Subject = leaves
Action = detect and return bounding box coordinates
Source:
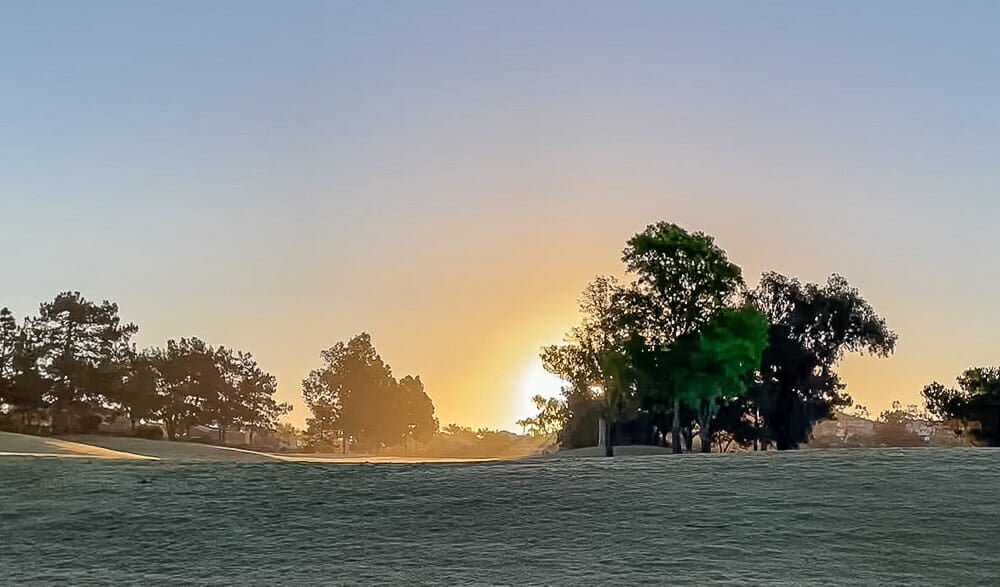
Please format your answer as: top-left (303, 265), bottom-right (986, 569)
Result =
top-left (302, 333), bottom-right (438, 451)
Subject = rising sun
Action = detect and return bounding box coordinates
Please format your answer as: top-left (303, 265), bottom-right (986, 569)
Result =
top-left (514, 358), bottom-right (567, 426)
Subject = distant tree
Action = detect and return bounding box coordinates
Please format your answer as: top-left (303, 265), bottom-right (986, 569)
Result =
top-left (113, 349), bottom-right (162, 431)
top-left (396, 375), bottom-right (437, 447)
top-left (921, 381), bottom-right (967, 421)
top-left (0, 307), bottom-right (17, 405)
top-left (845, 403), bottom-right (871, 420)
top-left (31, 292), bottom-right (137, 433)
top-left (921, 368), bottom-right (1000, 445)
top-left (0, 309), bottom-right (50, 431)
top-left (238, 358), bottom-right (291, 446)
top-left (205, 347), bottom-right (244, 442)
top-left (3, 319), bottom-right (50, 431)
top-left (516, 394), bottom-right (567, 436)
top-left (154, 338), bottom-right (219, 440)
top-left (303, 333), bottom-right (435, 453)
top-left (873, 401), bottom-right (927, 446)
top-left (623, 222), bottom-right (744, 453)
top-left (748, 273), bottom-right (896, 449)
top-left (274, 422), bottom-right (301, 447)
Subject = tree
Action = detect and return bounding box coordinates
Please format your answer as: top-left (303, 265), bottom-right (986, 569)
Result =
top-left (749, 273), bottom-right (897, 449)
top-left (921, 381), bottom-right (967, 421)
top-left (275, 422), bottom-right (301, 447)
top-left (874, 401), bottom-right (927, 446)
top-left (921, 368), bottom-right (1000, 445)
top-left (303, 333), bottom-right (435, 453)
top-left (665, 306), bottom-right (769, 452)
top-left (0, 309), bottom-right (50, 431)
top-left (541, 276), bottom-right (635, 456)
top-left (237, 357), bottom-right (291, 446)
top-left (113, 349), bottom-right (162, 431)
top-left (395, 375), bottom-right (438, 452)
top-left (516, 394), bottom-right (567, 436)
top-left (31, 292), bottom-right (137, 433)
top-left (0, 307), bottom-right (17, 405)
top-left (205, 347), bottom-right (244, 442)
top-left (623, 222), bottom-right (744, 453)
top-left (154, 338), bottom-right (219, 440)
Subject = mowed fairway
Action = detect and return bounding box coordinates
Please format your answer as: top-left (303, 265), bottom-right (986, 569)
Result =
top-left (3, 448), bottom-right (999, 585)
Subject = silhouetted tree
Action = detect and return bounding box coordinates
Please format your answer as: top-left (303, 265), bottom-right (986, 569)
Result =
top-left (921, 368), bottom-right (1000, 445)
top-left (748, 273), bottom-right (896, 449)
top-left (154, 338), bottom-right (219, 440)
top-left (0, 308), bottom-right (17, 405)
top-left (0, 309), bottom-right (50, 431)
top-left (517, 394), bottom-right (567, 436)
top-left (396, 375), bottom-right (437, 447)
top-left (303, 333), bottom-right (436, 453)
top-left (112, 349), bottom-right (162, 431)
top-left (31, 292), bottom-right (137, 433)
top-left (541, 276), bottom-right (635, 456)
top-left (237, 357), bottom-right (291, 446)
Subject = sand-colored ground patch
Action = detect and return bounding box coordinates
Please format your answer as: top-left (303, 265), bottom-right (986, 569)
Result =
top-left (0, 431), bottom-right (155, 460)
top-left (59, 435), bottom-right (281, 462)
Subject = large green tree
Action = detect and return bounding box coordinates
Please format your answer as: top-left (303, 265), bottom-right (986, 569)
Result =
top-left (623, 222), bottom-right (744, 453)
top-left (665, 306), bottom-right (769, 452)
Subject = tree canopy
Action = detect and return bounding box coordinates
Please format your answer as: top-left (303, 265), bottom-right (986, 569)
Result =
top-left (0, 293), bottom-right (290, 442)
top-left (921, 367), bottom-right (1000, 445)
top-left (748, 273), bottom-right (897, 449)
top-left (531, 223), bottom-right (897, 454)
top-left (302, 333), bottom-right (438, 452)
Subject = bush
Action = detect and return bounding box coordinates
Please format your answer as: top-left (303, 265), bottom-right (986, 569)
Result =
top-left (134, 424), bottom-right (164, 440)
top-left (77, 414), bottom-right (104, 434)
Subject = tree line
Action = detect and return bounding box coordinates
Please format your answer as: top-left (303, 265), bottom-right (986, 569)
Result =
top-left (0, 292), bottom-right (290, 442)
top-left (521, 221), bottom-right (899, 455)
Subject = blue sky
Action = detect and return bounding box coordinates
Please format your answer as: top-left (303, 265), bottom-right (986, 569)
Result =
top-left (3, 1), bottom-right (999, 427)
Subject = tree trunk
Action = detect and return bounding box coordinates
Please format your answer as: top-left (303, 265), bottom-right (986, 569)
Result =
top-left (671, 398), bottom-right (682, 454)
top-left (700, 425), bottom-right (712, 453)
top-left (604, 417), bottom-right (615, 457)
top-left (249, 429), bottom-right (255, 446)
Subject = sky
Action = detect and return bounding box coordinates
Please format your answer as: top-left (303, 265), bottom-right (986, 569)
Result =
top-left (2, 1), bottom-right (1000, 430)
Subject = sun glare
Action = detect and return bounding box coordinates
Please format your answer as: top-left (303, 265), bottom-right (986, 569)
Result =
top-left (516, 359), bottom-right (567, 423)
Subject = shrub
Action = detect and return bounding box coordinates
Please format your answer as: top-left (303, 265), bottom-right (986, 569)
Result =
top-left (134, 424), bottom-right (164, 440)
top-left (77, 414), bottom-right (104, 434)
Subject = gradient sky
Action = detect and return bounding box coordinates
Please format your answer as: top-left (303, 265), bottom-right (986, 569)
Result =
top-left (3, 1), bottom-right (1000, 430)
